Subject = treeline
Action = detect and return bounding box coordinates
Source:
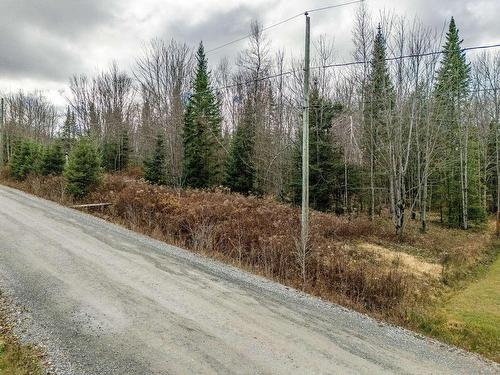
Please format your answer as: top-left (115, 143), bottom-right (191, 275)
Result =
top-left (7, 137), bottom-right (101, 198)
top-left (0, 7), bottom-right (498, 235)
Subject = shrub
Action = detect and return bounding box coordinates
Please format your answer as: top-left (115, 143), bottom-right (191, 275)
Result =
top-left (40, 143), bottom-right (65, 176)
top-left (89, 176), bottom-right (409, 314)
top-left (9, 139), bottom-right (42, 180)
top-left (468, 205), bottom-right (487, 226)
top-left (64, 138), bottom-right (101, 197)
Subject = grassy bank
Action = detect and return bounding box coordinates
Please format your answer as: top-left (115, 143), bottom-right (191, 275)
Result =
top-left (0, 337), bottom-right (42, 375)
top-left (1, 173), bottom-right (498, 362)
top-left (414, 243), bottom-right (499, 361)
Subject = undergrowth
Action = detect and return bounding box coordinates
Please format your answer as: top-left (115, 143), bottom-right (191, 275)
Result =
top-left (1, 172), bottom-right (497, 361)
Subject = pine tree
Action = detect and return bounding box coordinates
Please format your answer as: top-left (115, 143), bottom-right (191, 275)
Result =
top-left (144, 133), bottom-right (167, 185)
top-left (40, 142), bottom-right (65, 176)
top-left (182, 42), bottom-right (222, 188)
top-left (434, 17), bottom-right (484, 227)
top-left (224, 100), bottom-right (256, 194)
top-left (64, 138), bottom-right (101, 197)
top-left (289, 87), bottom-right (344, 211)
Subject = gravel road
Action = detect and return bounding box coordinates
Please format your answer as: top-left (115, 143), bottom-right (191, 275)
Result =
top-left (0, 184), bottom-right (498, 375)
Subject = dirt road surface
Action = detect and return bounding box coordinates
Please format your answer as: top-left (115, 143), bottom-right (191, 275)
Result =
top-left (0, 185), bottom-right (497, 374)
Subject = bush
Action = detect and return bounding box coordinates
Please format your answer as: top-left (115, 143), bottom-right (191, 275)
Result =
top-left (9, 139), bottom-right (41, 180)
top-left (40, 143), bottom-right (65, 176)
top-left (468, 205), bottom-right (487, 225)
top-left (64, 138), bottom-right (101, 197)
top-left (89, 176), bottom-right (409, 314)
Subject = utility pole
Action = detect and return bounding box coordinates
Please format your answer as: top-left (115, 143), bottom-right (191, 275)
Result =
top-left (496, 111), bottom-right (499, 238)
top-left (0, 97), bottom-right (4, 168)
top-left (300, 12), bottom-right (310, 286)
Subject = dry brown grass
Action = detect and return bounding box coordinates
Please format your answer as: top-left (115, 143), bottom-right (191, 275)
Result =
top-left (0, 293), bottom-right (43, 375)
top-left (0, 173), bottom-right (494, 326)
top-left (2, 171), bottom-right (499, 362)
top-left (356, 243), bottom-right (443, 279)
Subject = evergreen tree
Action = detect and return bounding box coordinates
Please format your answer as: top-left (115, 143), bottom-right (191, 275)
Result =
top-left (144, 133), bottom-right (167, 185)
top-left (182, 42), bottom-right (222, 188)
top-left (434, 18), bottom-right (469, 113)
top-left (101, 129), bottom-right (130, 172)
top-left (289, 87), bottom-right (344, 211)
top-left (40, 142), bottom-right (65, 176)
top-left (64, 138), bottom-right (101, 197)
top-left (486, 120), bottom-right (499, 213)
top-left (118, 128), bottom-right (130, 171)
top-left (9, 139), bottom-right (42, 180)
top-left (101, 140), bottom-right (119, 172)
top-left (363, 25), bottom-right (395, 218)
top-left (224, 100), bottom-right (256, 194)
top-left (61, 106), bottom-right (76, 156)
top-left (434, 17), bottom-right (484, 227)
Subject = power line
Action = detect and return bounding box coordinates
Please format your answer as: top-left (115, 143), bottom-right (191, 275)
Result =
top-left (206, 14), bottom-right (302, 54)
top-left (306, 0), bottom-right (365, 14)
top-left (215, 42), bottom-right (500, 91)
top-left (206, 0), bottom-right (364, 54)
top-left (320, 43), bottom-right (500, 69)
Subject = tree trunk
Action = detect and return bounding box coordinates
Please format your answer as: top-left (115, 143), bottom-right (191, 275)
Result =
top-left (420, 173), bottom-right (428, 233)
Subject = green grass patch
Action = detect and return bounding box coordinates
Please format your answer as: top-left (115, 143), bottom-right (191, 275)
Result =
top-left (414, 241), bottom-right (500, 362)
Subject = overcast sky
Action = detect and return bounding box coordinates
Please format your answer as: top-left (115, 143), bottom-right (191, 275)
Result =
top-left (0, 0), bottom-right (499, 107)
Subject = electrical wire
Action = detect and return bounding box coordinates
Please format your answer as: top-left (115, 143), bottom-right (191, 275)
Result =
top-left (206, 0), bottom-right (364, 54)
top-left (215, 43), bottom-right (500, 91)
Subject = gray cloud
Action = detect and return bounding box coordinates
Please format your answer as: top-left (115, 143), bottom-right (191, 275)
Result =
top-left (2, 0), bottom-right (115, 38)
top-left (0, 0), bottom-right (498, 101)
top-left (174, 2), bottom-right (276, 48)
top-left (0, 0), bottom-right (117, 80)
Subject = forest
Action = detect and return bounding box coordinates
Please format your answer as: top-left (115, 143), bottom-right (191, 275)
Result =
top-left (0, 6), bottom-right (499, 238)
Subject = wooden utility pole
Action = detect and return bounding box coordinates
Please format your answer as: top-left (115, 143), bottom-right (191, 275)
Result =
top-left (0, 97), bottom-right (4, 168)
top-left (300, 13), bottom-right (311, 285)
top-left (496, 116), bottom-right (499, 238)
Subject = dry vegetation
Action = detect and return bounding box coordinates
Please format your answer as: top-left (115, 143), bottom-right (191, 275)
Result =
top-left (1, 172), bottom-right (498, 360)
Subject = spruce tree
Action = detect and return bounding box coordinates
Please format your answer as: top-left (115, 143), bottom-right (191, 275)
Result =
top-left (144, 133), bottom-right (167, 185)
top-left (224, 100), bottom-right (256, 194)
top-left (434, 17), bottom-right (484, 227)
top-left (64, 138), bottom-right (101, 198)
top-left (9, 139), bottom-right (42, 180)
top-left (486, 120), bottom-right (499, 214)
top-left (118, 128), bottom-right (130, 171)
top-left (101, 129), bottom-right (129, 172)
top-left (289, 87), bottom-right (344, 211)
top-left (61, 106), bottom-right (76, 156)
top-left (363, 25), bottom-right (395, 218)
top-left (101, 140), bottom-right (118, 172)
top-left (182, 42), bottom-right (222, 188)
top-left (40, 142), bottom-right (65, 176)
